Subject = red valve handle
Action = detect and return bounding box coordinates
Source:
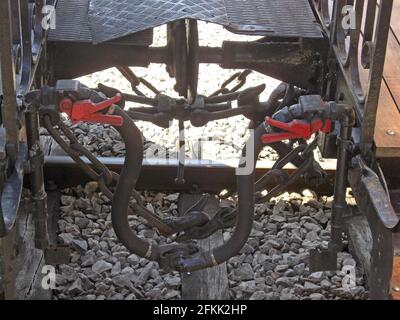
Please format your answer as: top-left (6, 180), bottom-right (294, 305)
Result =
top-left (261, 117), bottom-right (332, 144)
top-left (59, 94), bottom-right (124, 126)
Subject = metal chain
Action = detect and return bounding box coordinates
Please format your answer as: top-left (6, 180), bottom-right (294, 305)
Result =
top-left (117, 66), bottom-right (160, 97)
top-left (210, 69), bottom-right (252, 97)
top-left (118, 66), bottom-right (252, 100)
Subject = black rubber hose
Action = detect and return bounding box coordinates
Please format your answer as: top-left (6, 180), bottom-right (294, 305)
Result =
top-left (111, 106), bottom-right (310, 271)
top-left (212, 124), bottom-right (265, 262)
top-left (175, 125), bottom-right (266, 272)
top-left (111, 106), bottom-right (159, 260)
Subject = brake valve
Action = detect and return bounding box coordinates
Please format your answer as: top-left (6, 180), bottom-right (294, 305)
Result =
top-left (261, 117), bottom-right (332, 144)
top-left (59, 94), bottom-right (124, 126)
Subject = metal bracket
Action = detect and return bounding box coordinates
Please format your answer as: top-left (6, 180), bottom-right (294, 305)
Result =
top-left (348, 155), bottom-right (396, 299)
top-left (349, 156), bottom-right (400, 231)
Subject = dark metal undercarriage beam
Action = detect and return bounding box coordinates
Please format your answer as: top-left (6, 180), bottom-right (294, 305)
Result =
top-left (40, 156), bottom-right (336, 194)
top-left (48, 37), bottom-right (327, 91)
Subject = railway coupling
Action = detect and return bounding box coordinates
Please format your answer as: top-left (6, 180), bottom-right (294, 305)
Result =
top-left (9, 77), bottom-right (356, 273)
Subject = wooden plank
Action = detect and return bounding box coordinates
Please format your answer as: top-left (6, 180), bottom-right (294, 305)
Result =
top-left (392, 256), bottom-right (400, 300)
top-left (1, 196), bottom-right (52, 300)
top-left (0, 227), bottom-right (17, 300)
top-left (390, 1), bottom-right (400, 39)
top-left (178, 194), bottom-right (229, 300)
top-left (40, 136), bottom-right (54, 157)
top-left (14, 199), bottom-right (52, 300)
top-left (392, 233), bottom-right (400, 300)
top-left (345, 216), bottom-right (372, 278)
top-left (374, 5), bottom-right (400, 158)
top-left (374, 82), bottom-right (400, 157)
top-left (383, 32), bottom-right (400, 111)
top-left (40, 135), bottom-right (67, 157)
top-left (394, 232), bottom-right (400, 256)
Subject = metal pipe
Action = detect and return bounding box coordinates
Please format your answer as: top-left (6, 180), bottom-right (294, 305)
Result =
top-left (0, 0), bottom-right (19, 161)
top-left (329, 109), bottom-right (354, 251)
top-left (213, 124), bottom-right (275, 262)
top-left (198, 47), bottom-right (223, 64)
top-left (111, 107), bottom-right (159, 260)
top-left (25, 104), bottom-right (49, 250)
top-left (148, 47), bottom-right (170, 64)
top-left (174, 125), bottom-right (265, 271)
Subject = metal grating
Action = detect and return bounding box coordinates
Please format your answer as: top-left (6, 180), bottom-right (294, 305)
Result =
top-left (88, 0), bottom-right (227, 43)
top-left (225, 0), bottom-right (321, 37)
top-left (88, 0), bottom-right (322, 43)
top-left (49, 0), bottom-right (153, 45)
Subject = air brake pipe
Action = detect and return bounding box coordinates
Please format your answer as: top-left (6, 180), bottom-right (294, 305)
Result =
top-left (172, 125), bottom-right (266, 272)
top-left (110, 106), bottom-right (264, 270)
top-left (212, 124), bottom-right (265, 263)
top-left (111, 107), bottom-right (208, 263)
top-left (329, 104), bottom-right (355, 251)
top-left (111, 107), bottom-right (159, 260)
top-left (170, 108), bottom-right (328, 271)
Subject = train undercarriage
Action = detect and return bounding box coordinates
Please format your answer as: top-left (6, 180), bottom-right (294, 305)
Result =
top-left (0, 0), bottom-right (399, 300)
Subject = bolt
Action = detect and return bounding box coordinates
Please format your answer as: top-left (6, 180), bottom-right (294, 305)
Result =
top-left (386, 129), bottom-right (396, 136)
top-left (393, 286), bottom-right (400, 292)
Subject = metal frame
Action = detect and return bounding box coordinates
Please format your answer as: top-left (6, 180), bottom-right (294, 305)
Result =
top-left (48, 36), bottom-right (327, 93)
top-left (312, 0), bottom-right (394, 152)
top-left (312, 0), bottom-right (399, 299)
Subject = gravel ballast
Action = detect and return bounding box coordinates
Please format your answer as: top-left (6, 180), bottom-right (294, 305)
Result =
top-left (53, 186), bottom-right (367, 300)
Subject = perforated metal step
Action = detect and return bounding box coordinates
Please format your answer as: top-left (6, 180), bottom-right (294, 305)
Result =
top-left (88, 0), bottom-right (322, 43)
top-left (48, 0), bottom-right (153, 45)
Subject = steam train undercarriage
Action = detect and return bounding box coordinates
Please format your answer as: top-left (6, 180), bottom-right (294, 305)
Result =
top-left (0, 0), bottom-right (399, 300)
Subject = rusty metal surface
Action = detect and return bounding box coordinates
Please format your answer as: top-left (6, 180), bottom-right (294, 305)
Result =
top-left (88, 0), bottom-right (322, 43)
top-left (49, 0), bottom-right (153, 45)
top-left (349, 156), bottom-right (395, 299)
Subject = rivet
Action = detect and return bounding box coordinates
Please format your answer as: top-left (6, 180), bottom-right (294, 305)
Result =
top-left (393, 286), bottom-right (400, 292)
top-left (386, 130), bottom-right (396, 136)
